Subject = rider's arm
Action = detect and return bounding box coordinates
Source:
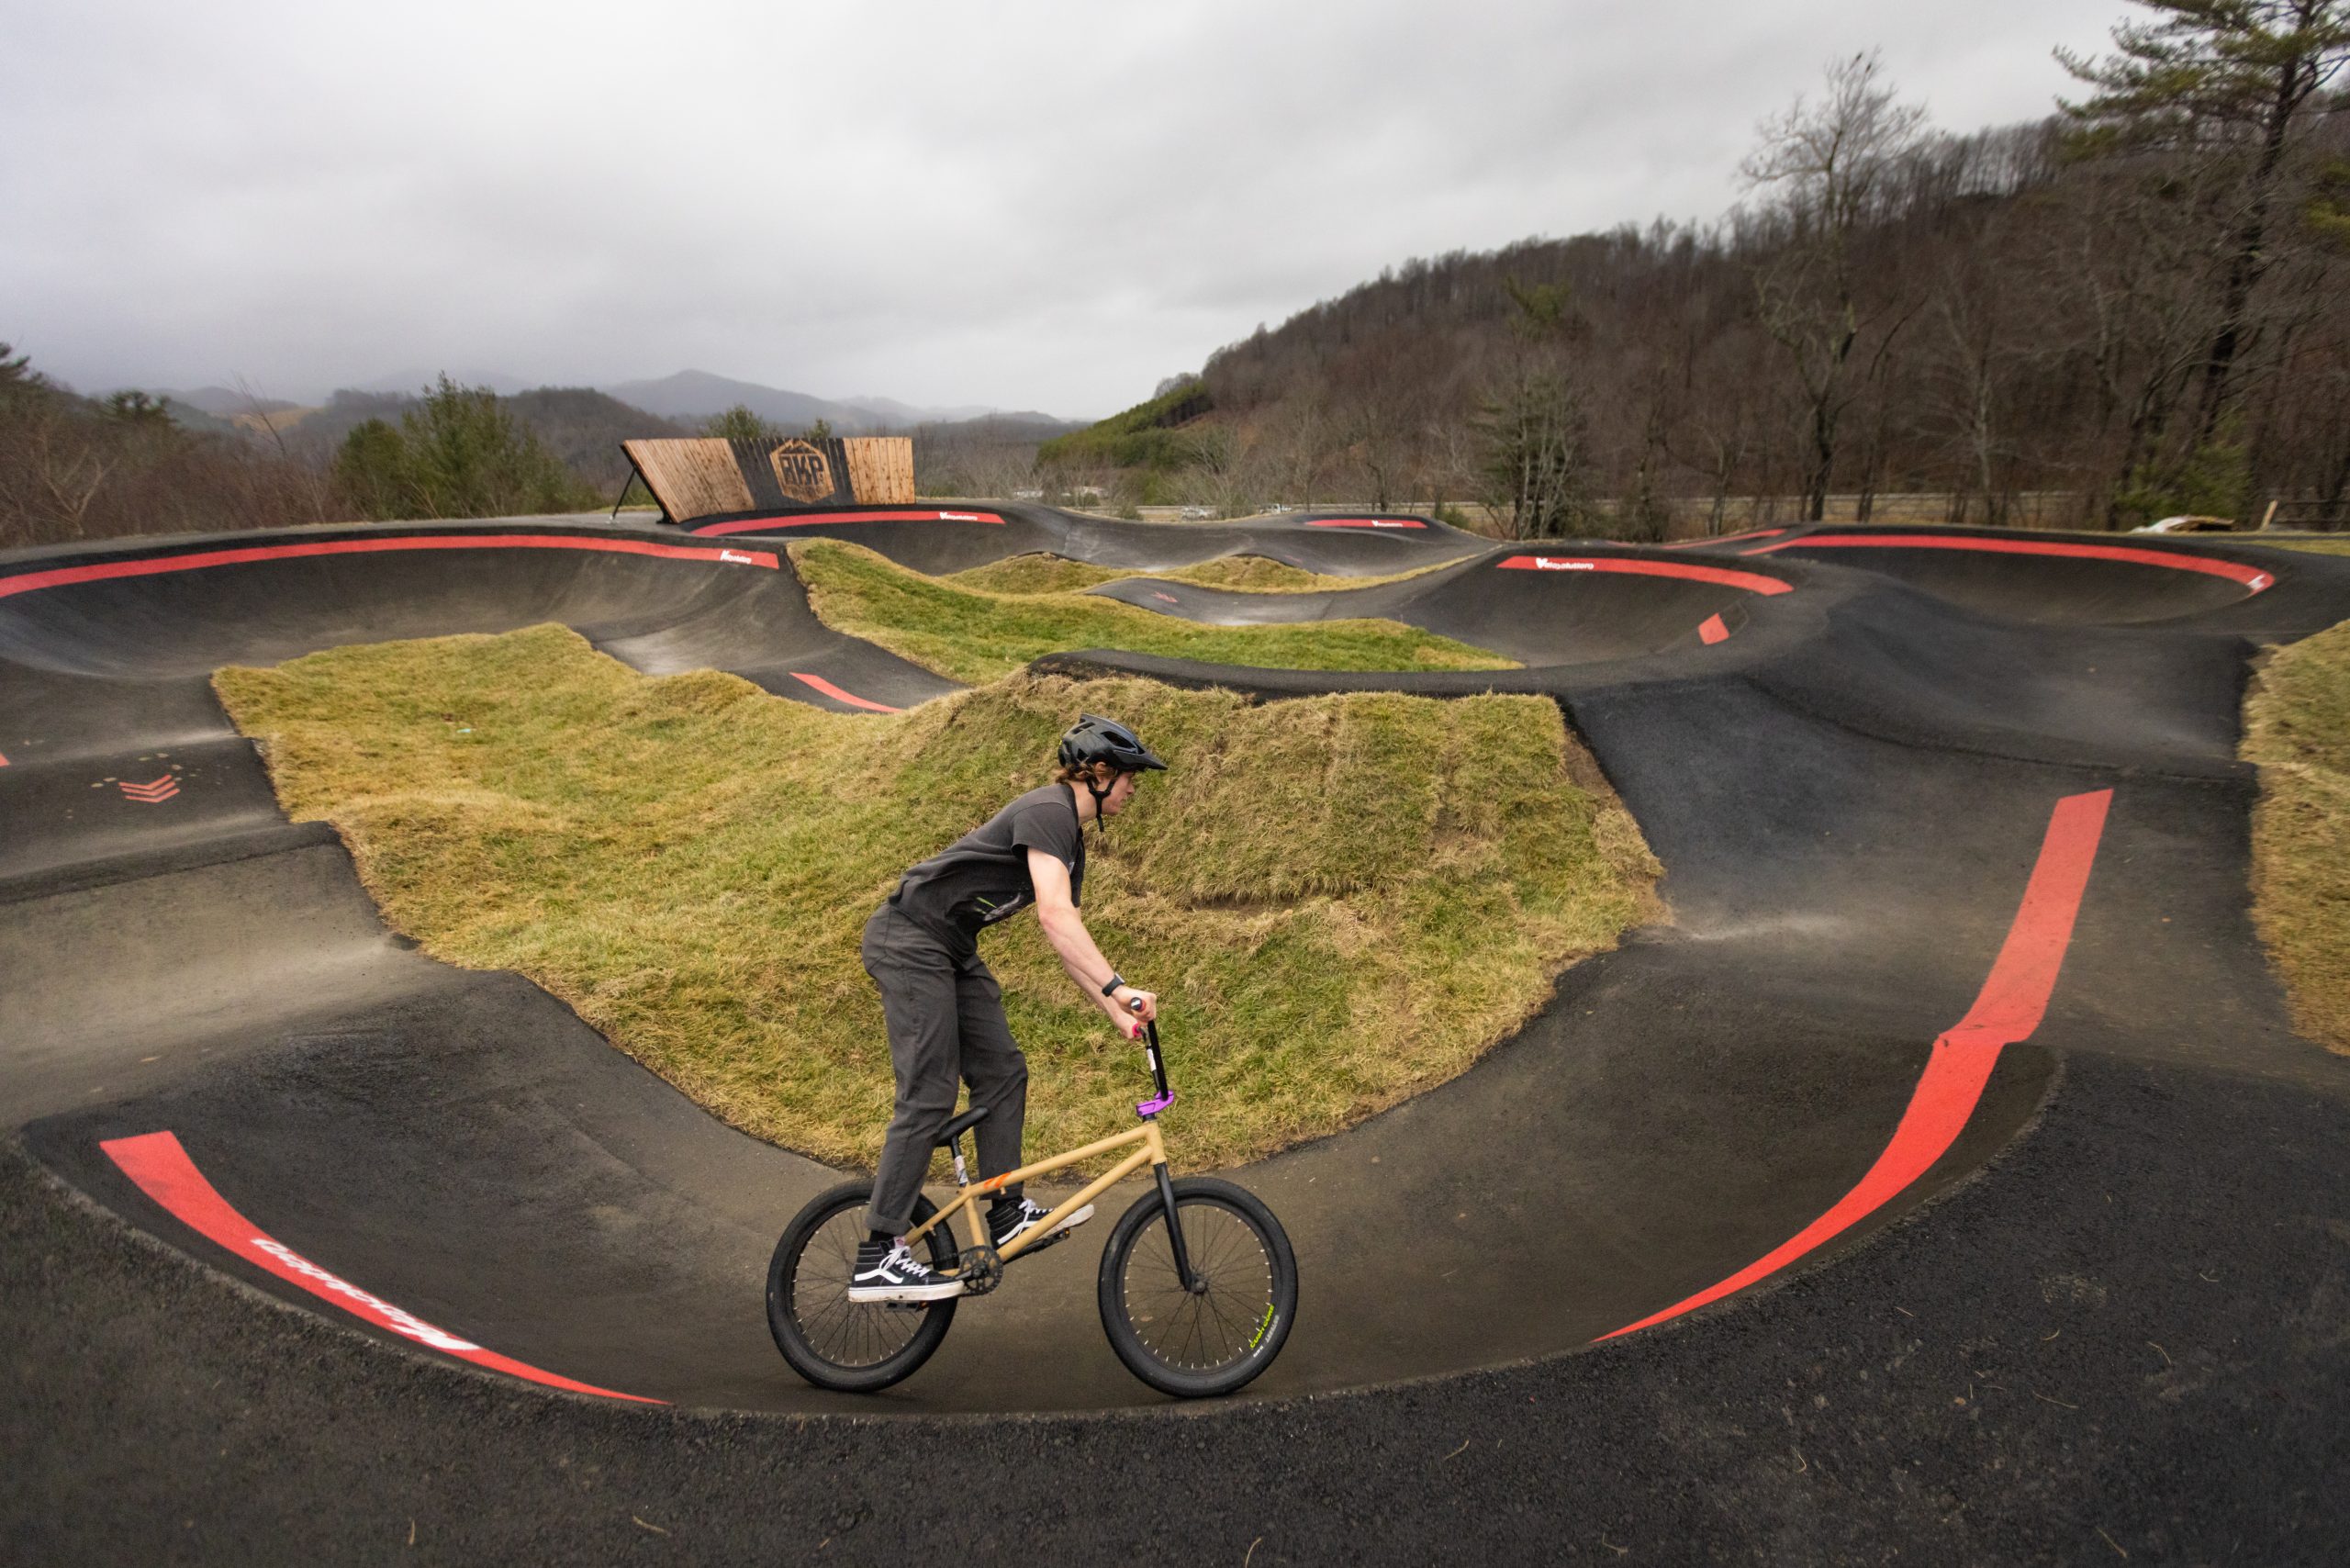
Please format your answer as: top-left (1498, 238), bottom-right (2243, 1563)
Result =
top-left (1027, 847), bottom-right (1158, 1034)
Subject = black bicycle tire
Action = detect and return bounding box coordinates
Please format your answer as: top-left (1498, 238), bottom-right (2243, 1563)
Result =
top-left (1096, 1176), bottom-right (1298, 1398)
top-left (767, 1180), bottom-right (957, 1393)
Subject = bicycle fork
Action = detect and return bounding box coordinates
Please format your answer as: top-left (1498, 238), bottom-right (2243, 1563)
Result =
top-left (1155, 1162), bottom-right (1202, 1294)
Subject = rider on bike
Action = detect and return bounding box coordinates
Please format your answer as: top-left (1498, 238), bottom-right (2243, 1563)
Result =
top-left (848, 713), bottom-right (1166, 1303)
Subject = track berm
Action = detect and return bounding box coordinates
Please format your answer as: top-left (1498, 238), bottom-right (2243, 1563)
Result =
top-left (4, 505), bottom-right (2346, 1562)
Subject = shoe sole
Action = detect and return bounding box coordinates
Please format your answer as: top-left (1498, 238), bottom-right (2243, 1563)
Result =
top-left (845, 1282), bottom-right (963, 1304)
top-left (995, 1204), bottom-right (1096, 1251)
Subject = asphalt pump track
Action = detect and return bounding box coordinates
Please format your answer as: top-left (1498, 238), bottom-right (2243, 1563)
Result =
top-left (5, 504), bottom-right (2348, 1561)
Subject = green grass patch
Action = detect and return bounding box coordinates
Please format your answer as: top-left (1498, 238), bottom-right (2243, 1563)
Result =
top-left (2255, 537), bottom-right (2350, 555)
top-left (2244, 619), bottom-right (2350, 1056)
top-left (214, 631), bottom-right (1660, 1172)
top-left (795, 539), bottom-right (1514, 685)
top-left (1035, 379), bottom-right (1211, 470)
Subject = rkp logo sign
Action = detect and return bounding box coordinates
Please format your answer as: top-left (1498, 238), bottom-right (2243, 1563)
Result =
top-left (769, 440), bottom-right (836, 503)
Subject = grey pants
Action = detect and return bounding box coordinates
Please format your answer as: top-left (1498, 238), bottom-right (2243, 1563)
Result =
top-left (861, 902), bottom-right (1029, 1235)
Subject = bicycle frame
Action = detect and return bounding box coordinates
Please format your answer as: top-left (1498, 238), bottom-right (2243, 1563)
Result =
top-left (903, 1022), bottom-right (1197, 1286)
top-left (903, 1117), bottom-right (1169, 1264)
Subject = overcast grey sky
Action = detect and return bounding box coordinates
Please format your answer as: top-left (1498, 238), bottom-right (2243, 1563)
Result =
top-left (6, 0), bottom-right (2132, 419)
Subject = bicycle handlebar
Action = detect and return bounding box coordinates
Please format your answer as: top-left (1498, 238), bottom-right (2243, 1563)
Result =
top-left (1135, 1016), bottom-right (1174, 1118)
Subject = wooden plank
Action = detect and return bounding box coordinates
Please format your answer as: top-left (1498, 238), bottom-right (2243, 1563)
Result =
top-left (621, 439), bottom-right (756, 522)
top-left (843, 437), bottom-right (915, 504)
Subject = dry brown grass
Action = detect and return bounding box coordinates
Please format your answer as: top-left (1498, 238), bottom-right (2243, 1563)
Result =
top-left (216, 629), bottom-right (1661, 1172)
top-left (943, 552), bottom-right (1451, 598)
top-left (794, 539), bottom-right (1513, 685)
top-left (2243, 618), bottom-right (2350, 1055)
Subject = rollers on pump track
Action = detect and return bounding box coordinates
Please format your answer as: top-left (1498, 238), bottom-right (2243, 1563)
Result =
top-left (5, 502), bottom-right (2350, 1561)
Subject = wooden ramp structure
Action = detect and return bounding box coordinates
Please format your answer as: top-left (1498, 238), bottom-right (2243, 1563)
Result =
top-left (621, 435), bottom-right (915, 523)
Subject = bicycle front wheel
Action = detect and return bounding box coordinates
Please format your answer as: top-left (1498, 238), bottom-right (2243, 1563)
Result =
top-left (767, 1181), bottom-right (957, 1393)
top-left (1098, 1176), bottom-right (1297, 1397)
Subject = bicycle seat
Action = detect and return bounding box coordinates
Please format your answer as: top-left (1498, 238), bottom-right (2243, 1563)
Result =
top-left (934, 1106), bottom-right (990, 1148)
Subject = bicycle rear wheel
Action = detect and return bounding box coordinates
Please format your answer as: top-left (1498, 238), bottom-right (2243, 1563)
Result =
top-left (767, 1181), bottom-right (957, 1393)
top-left (1098, 1176), bottom-right (1297, 1398)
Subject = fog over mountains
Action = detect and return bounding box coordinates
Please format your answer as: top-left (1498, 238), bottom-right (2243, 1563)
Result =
top-left (594, 370), bottom-right (1024, 432)
top-left (144, 367), bottom-right (1077, 435)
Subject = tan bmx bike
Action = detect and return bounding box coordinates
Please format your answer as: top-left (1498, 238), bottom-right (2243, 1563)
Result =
top-left (767, 1020), bottom-right (1298, 1398)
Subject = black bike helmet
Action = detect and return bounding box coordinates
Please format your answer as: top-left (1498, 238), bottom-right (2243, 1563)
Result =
top-left (1058, 714), bottom-right (1167, 776)
top-left (1058, 715), bottom-right (1164, 835)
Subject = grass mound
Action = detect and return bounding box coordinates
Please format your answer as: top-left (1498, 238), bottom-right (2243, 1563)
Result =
top-left (943, 553), bottom-right (1448, 598)
top-left (2244, 618), bottom-right (2350, 1055)
top-left (946, 554), bottom-right (1129, 595)
top-left (215, 628), bottom-right (1660, 1171)
top-left (795, 539), bottom-right (1512, 684)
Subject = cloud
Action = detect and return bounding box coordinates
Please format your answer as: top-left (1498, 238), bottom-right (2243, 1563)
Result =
top-left (3, 0), bottom-right (2125, 419)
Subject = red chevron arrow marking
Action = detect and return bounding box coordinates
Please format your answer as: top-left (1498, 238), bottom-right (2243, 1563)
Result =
top-left (119, 775), bottom-right (179, 803)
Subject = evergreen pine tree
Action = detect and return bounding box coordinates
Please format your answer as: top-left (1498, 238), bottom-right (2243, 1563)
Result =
top-left (2060, 2), bottom-right (2350, 441)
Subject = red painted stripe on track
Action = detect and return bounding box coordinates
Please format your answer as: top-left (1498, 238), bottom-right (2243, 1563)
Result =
top-left (1304, 518), bottom-right (1427, 529)
top-left (1747, 532), bottom-right (2273, 590)
top-left (789, 672), bottom-right (902, 712)
top-left (1598, 788), bottom-right (2113, 1341)
top-left (1698, 613), bottom-right (1730, 644)
top-left (1662, 528), bottom-right (1786, 550)
top-left (1497, 555), bottom-right (1794, 596)
top-left (99, 1131), bottom-right (664, 1404)
top-left (689, 510), bottom-right (1005, 536)
top-left (0, 535), bottom-right (779, 602)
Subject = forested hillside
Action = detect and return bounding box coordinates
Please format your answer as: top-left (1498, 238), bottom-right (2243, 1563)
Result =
top-left (1048, 17), bottom-right (2350, 537)
top-left (0, 352), bottom-right (1092, 547)
top-left (277, 386), bottom-right (687, 492)
top-left (0, 348), bottom-right (339, 548)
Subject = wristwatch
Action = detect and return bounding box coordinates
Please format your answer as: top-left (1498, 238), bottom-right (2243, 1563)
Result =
top-left (1102, 972), bottom-right (1125, 996)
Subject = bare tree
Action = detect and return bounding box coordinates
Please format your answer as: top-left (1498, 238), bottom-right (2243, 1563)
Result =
top-left (1740, 51), bottom-right (1931, 520)
top-left (1258, 392), bottom-right (1340, 509)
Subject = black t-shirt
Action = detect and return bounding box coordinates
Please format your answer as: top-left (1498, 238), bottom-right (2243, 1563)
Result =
top-left (890, 783), bottom-right (1085, 946)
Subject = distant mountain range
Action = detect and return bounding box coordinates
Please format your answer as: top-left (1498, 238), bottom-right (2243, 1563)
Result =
top-left (593, 370), bottom-right (1067, 432)
top-left (142, 369), bottom-right (1079, 432)
top-left (341, 367), bottom-right (537, 398)
top-left (165, 386), bottom-right (304, 418)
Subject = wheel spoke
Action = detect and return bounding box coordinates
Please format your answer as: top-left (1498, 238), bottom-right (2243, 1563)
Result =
top-left (1118, 1197), bottom-right (1281, 1376)
top-left (789, 1205), bottom-right (931, 1369)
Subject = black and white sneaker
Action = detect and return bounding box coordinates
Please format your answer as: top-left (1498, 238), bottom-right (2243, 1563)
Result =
top-left (846, 1239), bottom-right (962, 1304)
top-left (990, 1196), bottom-right (1095, 1249)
